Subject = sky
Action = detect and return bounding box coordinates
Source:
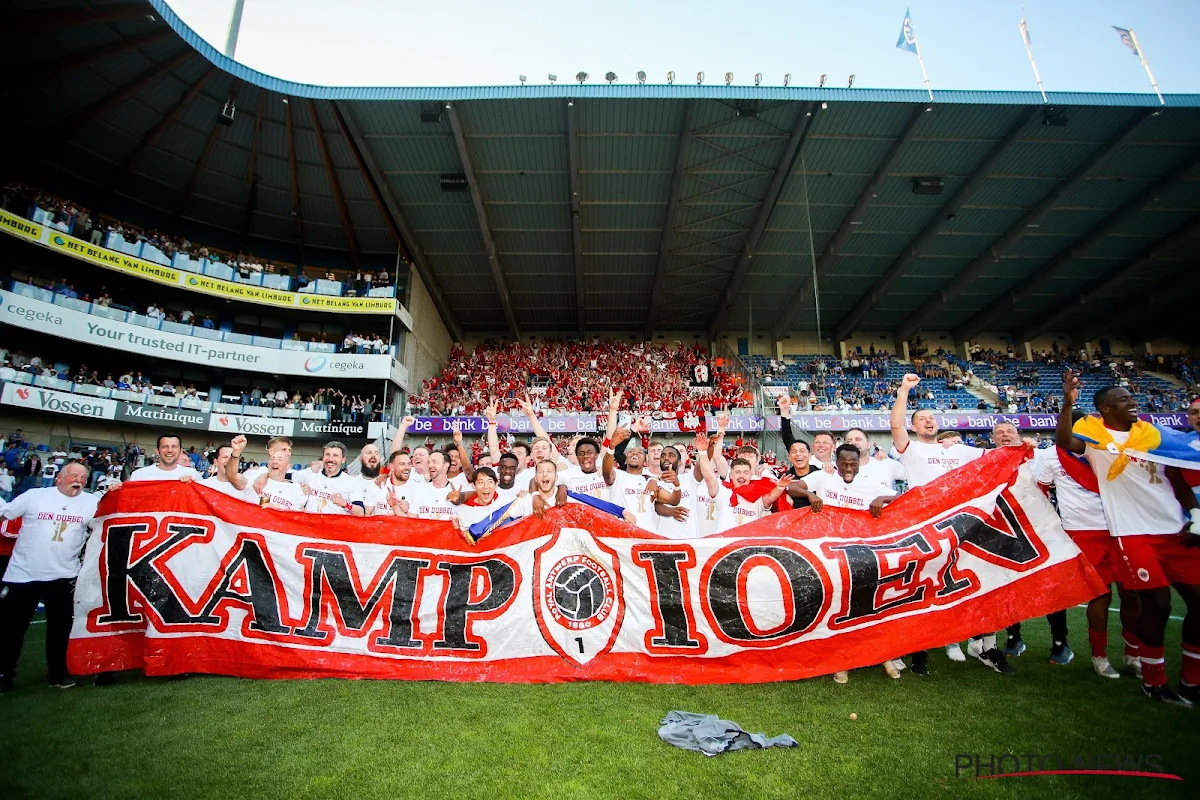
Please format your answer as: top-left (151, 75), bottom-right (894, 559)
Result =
top-left (164, 0), bottom-right (1200, 95)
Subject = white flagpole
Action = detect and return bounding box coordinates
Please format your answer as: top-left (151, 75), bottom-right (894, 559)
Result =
top-left (912, 35), bottom-right (934, 102)
top-left (1019, 18), bottom-right (1048, 103)
top-left (1128, 29), bottom-right (1165, 105)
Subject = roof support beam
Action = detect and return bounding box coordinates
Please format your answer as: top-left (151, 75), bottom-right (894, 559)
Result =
top-left (446, 103), bottom-right (521, 340)
top-left (332, 101), bottom-right (463, 342)
top-left (956, 150), bottom-right (1200, 342)
top-left (39, 29), bottom-right (172, 84)
top-left (565, 99), bottom-right (587, 335)
top-left (55, 50), bottom-right (192, 140)
top-left (829, 108), bottom-right (1041, 343)
top-left (893, 109), bottom-right (1154, 342)
top-left (644, 100), bottom-right (696, 338)
top-left (1018, 218), bottom-right (1200, 342)
top-left (9, 4), bottom-right (153, 32)
top-left (771, 105), bottom-right (926, 341)
top-left (175, 81), bottom-right (238, 218)
top-left (308, 99), bottom-right (361, 268)
top-left (708, 102), bottom-right (817, 340)
top-left (238, 90), bottom-right (266, 241)
top-left (105, 66), bottom-right (215, 192)
top-left (284, 97), bottom-right (306, 261)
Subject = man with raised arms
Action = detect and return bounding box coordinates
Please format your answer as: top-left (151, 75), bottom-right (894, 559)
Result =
top-left (409, 447), bottom-right (460, 521)
top-left (1058, 371), bottom-right (1200, 707)
top-left (201, 441), bottom-right (251, 500)
top-left (891, 373), bottom-right (993, 675)
top-left (696, 431), bottom-right (789, 534)
top-left (231, 435), bottom-right (307, 511)
top-left (513, 394), bottom-right (572, 490)
top-left (602, 427), bottom-right (675, 533)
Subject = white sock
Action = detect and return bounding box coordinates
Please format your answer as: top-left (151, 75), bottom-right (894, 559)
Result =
top-left (982, 634), bottom-right (997, 650)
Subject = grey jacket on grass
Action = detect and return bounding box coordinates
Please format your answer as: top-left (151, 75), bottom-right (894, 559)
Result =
top-left (658, 711), bottom-right (798, 757)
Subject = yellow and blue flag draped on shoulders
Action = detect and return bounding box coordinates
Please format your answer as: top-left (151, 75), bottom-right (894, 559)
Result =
top-left (1072, 416), bottom-right (1200, 480)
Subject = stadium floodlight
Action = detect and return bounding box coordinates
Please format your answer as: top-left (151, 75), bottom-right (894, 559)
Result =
top-left (697, 71), bottom-right (704, 85)
top-left (548, 74), bottom-right (557, 83)
top-left (519, 74), bottom-right (527, 85)
top-left (818, 73), bottom-right (826, 88)
top-left (219, 98), bottom-right (236, 126)
top-left (637, 70), bottom-right (647, 84)
top-left (577, 71), bottom-right (589, 83)
top-left (667, 71), bottom-right (675, 84)
top-left (281, 97), bottom-right (289, 105)
top-left (848, 74), bottom-right (855, 88)
top-left (605, 71), bottom-right (617, 84)
top-left (783, 73), bottom-right (791, 86)
top-left (821, 101), bottom-right (828, 110)
top-left (754, 73), bottom-right (762, 86)
top-left (724, 72), bottom-right (734, 86)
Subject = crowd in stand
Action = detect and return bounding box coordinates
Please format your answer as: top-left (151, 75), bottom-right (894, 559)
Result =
top-left (409, 339), bottom-right (750, 416)
top-left (0, 181), bottom-right (392, 296)
top-left (0, 347), bottom-right (382, 422)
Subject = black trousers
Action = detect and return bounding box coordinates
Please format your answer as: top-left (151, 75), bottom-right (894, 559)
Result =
top-left (0, 578), bottom-right (75, 683)
top-left (1007, 610), bottom-right (1069, 643)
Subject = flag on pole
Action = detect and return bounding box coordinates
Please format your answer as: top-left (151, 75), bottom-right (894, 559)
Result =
top-left (1113, 26), bottom-right (1139, 55)
top-left (897, 8), bottom-right (919, 54)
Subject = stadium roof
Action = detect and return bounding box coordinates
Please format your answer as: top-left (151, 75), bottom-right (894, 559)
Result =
top-left (5, 0), bottom-right (1198, 344)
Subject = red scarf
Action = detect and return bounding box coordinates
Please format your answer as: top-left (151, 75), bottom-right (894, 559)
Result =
top-left (725, 476), bottom-right (777, 507)
top-left (466, 494), bottom-right (499, 507)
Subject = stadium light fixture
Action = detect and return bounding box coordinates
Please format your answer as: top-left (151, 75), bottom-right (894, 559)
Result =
top-left (821, 101), bottom-right (828, 110)
top-left (912, 177), bottom-right (944, 195)
top-left (519, 74), bottom-right (527, 85)
top-left (725, 72), bottom-right (734, 85)
top-left (667, 71), bottom-right (675, 84)
top-left (754, 73), bottom-right (762, 86)
top-left (783, 73), bottom-right (791, 86)
top-left (567, 99), bottom-right (574, 106)
top-left (549, 74), bottom-right (557, 83)
top-left (818, 73), bottom-right (826, 88)
top-left (605, 71), bottom-right (617, 84)
top-left (577, 71), bottom-right (589, 84)
top-left (697, 71), bottom-right (704, 85)
top-left (847, 74), bottom-right (855, 88)
top-left (219, 98), bottom-right (236, 126)
top-left (281, 97), bottom-right (289, 105)
top-left (637, 70), bottom-right (647, 84)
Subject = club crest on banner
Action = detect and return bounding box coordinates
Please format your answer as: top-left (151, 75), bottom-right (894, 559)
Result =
top-left (533, 526), bottom-right (624, 665)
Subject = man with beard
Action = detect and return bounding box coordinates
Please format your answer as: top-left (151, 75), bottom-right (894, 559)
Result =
top-left (448, 424), bottom-right (477, 492)
top-left (293, 441), bottom-right (363, 515)
top-left (603, 428), bottom-right (670, 532)
top-left (558, 388), bottom-right (620, 502)
top-left (388, 416), bottom-right (430, 483)
top-left (0, 462), bottom-right (99, 691)
top-left (513, 395), bottom-right (571, 489)
top-left (125, 434), bottom-right (201, 483)
top-left (202, 441), bottom-right (251, 500)
top-left (354, 443), bottom-right (391, 516)
top-left (654, 443), bottom-right (703, 539)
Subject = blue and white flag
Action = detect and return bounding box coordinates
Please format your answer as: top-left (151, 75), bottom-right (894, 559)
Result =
top-left (566, 490), bottom-right (627, 520)
top-left (467, 500), bottom-right (517, 542)
top-left (1112, 27), bottom-right (1139, 56)
top-left (897, 8), bottom-right (919, 54)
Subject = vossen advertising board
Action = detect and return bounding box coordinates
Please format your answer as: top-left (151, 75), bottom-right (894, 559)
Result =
top-left (0, 289), bottom-right (390, 379)
top-left (1, 383), bottom-right (117, 420)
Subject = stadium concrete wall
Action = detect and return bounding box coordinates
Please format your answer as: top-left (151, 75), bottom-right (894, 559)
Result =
top-left (402, 266), bottom-right (453, 392)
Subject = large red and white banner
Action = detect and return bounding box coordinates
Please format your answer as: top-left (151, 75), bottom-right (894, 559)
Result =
top-left (68, 448), bottom-right (1105, 684)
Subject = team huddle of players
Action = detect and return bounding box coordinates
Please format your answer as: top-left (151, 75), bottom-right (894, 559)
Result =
top-left (1, 371), bottom-right (1198, 708)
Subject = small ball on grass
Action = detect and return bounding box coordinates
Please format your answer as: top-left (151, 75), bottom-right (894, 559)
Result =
top-left (849, 712), bottom-right (858, 721)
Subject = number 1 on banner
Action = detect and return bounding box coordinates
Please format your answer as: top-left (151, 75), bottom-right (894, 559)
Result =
top-left (575, 637), bottom-right (585, 654)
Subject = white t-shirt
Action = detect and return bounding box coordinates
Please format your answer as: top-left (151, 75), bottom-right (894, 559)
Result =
top-left (127, 463), bottom-right (201, 482)
top-left (1082, 429), bottom-right (1185, 537)
top-left (449, 472), bottom-right (472, 493)
top-left (359, 478), bottom-right (394, 516)
top-left (495, 482), bottom-right (524, 504)
top-left (510, 489), bottom-right (561, 518)
top-left (610, 470), bottom-right (658, 532)
top-left (1, 487), bottom-right (100, 582)
top-left (559, 466), bottom-right (610, 503)
top-left (714, 484), bottom-right (765, 533)
top-left (1033, 449), bottom-right (1107, 532)
top-left (694, 470), bottom-right (720, 537)
top-left (516, 457), bottom-right (568, 491)
top-left (255, 478), bottom-right (308, 511)
top-left (657, 471), bottom-right (702, 540)
top-left (858, 457), bottom-right (906, 490)
top-left (410, 480), bottom-right (459, 521)
top-left (801, 470), bottom-right (895, 512)
top-left (293, 469), bottom-right (363, 515)
top-left (200, 475), bottom-right (253, 502)
top-left (896, 440), bottom-right (984, 487)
